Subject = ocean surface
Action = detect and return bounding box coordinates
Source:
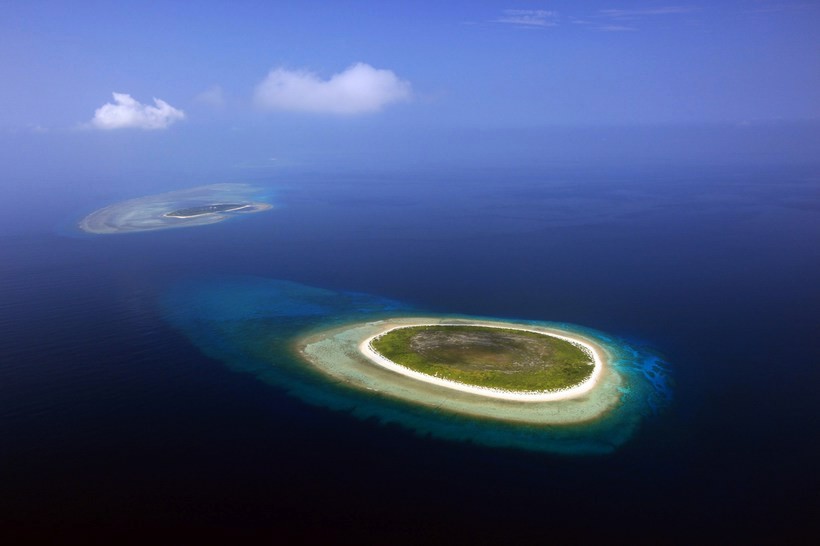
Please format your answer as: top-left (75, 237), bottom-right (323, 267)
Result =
top-left (1, 163), bottom-right (818, 541)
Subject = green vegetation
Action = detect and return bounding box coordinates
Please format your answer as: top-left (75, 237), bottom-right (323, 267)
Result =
top-left (370, 325), bottom-right (594, 392)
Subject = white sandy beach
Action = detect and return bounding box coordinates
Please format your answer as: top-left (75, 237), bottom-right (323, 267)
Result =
top-left (360, 323), bottom-right (603, 402)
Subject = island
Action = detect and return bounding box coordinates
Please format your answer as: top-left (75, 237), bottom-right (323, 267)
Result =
top-left (298, 317), bottom-right (622, 425)
top-left (79, 184), bottom-right (272, 234)
top-left (160, 276), bottom-right (672, 455)
top-left (365, 324), bottom-right (599, 401)
top-left (163, 276), bottom-right (671, 453)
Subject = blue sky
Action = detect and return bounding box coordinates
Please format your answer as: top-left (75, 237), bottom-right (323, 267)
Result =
top-left (1, 0), bottom-right (819, 193)
top-left (2, 0), bottom-right (818, 130)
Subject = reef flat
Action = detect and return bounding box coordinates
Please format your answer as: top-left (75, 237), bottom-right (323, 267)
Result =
top-left (300, 317), bottom-right (617, 424)
top-left (79, 183), bottom-right (271, 234)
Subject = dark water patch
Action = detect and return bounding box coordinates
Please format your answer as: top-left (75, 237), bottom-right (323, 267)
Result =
top-left (0, 163), bottom-right (817, 540)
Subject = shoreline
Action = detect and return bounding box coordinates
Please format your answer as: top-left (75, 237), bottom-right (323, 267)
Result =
top-left (297, 316), bottom-right (623, 425)
top-left (360, 323), bottom-right (603, 402)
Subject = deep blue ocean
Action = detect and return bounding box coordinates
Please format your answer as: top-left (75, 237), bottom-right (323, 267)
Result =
top-left (1, 162), bottom-right (818, 542)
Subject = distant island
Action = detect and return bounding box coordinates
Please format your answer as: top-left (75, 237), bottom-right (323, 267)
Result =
top-left (79, 184), bottom-right (272, 234)
top-left (164, 203), bottom-right (252, 218)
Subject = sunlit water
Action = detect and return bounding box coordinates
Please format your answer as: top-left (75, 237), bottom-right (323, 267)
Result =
top-left (0, 163), bottom-right (817, 538)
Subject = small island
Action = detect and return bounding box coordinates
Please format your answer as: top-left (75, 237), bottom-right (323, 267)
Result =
top-left (165, 277), bottom-right (671, 452)
top-left (367, 325), bottom-right (596, 399)
top-left (298, 317), bottom-right (620, 425)
top-left (164, 203), bottom-right (251, 218)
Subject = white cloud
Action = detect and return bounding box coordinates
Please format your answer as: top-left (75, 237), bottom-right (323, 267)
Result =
top-left (90, 92), bottom-right (185, 130)
top-left (253, 63), bottom-right (412, 115)
top-left (493, 9), bottom-right (558, 27)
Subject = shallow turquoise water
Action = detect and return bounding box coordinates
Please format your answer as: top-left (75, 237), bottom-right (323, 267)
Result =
top-left (162, 276), bottom-right (672, 455)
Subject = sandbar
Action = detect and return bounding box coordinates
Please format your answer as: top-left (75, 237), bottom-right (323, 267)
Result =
top-left (298, 317), bottom-right (624, 425)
